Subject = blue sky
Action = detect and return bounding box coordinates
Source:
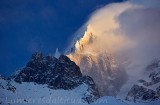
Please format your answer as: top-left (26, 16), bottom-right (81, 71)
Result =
top-left (0, 0), bottom-right (122, 76)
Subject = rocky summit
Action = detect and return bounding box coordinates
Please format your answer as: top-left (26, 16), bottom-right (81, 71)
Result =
top-left (13, 52), bottom-right (100, 103)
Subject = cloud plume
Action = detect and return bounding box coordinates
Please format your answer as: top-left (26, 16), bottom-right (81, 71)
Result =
top-left (67, 0), bottom-right (160, 96)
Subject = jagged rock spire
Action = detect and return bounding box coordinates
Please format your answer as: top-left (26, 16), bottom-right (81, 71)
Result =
top-left (54, 48), bottom-right (60, 58)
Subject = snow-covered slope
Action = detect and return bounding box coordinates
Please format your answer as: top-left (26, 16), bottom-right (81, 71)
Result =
top-left (0, 77), bottom-right (159, 105)
top-left (0, 78), bottom-right (93, 105)
top-left (0, 74), bottom-right (127, 105)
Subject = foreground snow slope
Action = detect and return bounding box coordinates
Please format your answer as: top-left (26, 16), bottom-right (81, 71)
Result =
top-left (0, 78), bottom-right (118, 105)
top-left (0, 77), bottom-right (160, 105)
top-left (0, 79), bottom-right (88, 105)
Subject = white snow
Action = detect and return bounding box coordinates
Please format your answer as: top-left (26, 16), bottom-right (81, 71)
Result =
top-left (0, 79), bottom-right (88, 105)
top-left (0, 78), bottom-right (159, 105)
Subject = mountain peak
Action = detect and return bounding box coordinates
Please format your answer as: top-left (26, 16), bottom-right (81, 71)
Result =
top-left (12, 52), bottom-right (99, 103)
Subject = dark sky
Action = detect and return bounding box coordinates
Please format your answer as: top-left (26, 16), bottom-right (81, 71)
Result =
top-left (0, 0), bottom-right (122, 76)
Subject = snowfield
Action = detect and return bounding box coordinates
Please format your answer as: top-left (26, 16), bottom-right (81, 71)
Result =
top-left (0, 78), bottom-right (159, 105)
